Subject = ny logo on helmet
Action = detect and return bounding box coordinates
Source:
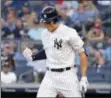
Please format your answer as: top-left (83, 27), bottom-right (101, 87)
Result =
top-left (44, 14), bottom-right (47, 18)
top-left (54, 38), bottom-right (63, 49)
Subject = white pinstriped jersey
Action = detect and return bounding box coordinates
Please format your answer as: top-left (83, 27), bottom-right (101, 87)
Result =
top-left (41, 23), bottom-right (84, 68)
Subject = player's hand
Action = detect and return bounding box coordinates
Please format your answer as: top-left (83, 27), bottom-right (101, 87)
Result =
top-left (23, 47), bottom-right (33, 61)
top-left (79, 76), bottom-right (88, 92)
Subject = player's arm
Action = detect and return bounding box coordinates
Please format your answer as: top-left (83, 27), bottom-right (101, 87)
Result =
top-left (79, 51), bottom-right (88, 77)
top-left (23, 47), bottom-right (47, 61)
top-left (69, 30), bottom-right (88, 76)
top-left (69, 29), bottom-right (88, 92)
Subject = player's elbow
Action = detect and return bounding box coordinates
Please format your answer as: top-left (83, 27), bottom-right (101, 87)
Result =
top-left (79, 52), bottom-right (88, 60)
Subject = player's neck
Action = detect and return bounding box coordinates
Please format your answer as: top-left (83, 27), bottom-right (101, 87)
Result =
top-left (50, 23), bottom-right (60, 33)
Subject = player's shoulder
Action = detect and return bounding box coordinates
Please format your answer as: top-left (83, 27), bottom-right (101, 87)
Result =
top-left (62, 24), bottom-right (78, 36)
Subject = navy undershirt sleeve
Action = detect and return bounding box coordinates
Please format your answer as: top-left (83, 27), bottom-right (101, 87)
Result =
top-left (32, 49), bottom-right (47, 61)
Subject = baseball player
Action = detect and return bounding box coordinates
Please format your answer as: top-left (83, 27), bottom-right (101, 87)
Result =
top-left (23, 6), bottom-right (88, 97)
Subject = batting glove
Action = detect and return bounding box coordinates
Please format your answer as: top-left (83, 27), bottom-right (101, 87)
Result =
top-left (23, 47), bottom-right (33, 61)
top-left (80, 76), bottom-right (89, 92)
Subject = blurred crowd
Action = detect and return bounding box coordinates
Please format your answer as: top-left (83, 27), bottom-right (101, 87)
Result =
top-left (1, 0), bottom-right (111, 84)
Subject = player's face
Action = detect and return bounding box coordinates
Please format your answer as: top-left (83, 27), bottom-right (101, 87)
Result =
top-left (3, 66), bottom-right (10, 73)
top-left (43, 22), bottom-right (54, 32)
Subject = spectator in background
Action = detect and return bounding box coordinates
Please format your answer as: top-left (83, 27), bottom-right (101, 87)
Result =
top-left (83, 0), bottom-right (99, 21)
top-left (58, 0), bottom-right (79, 17)
top-left (10, 0), bottom-right (29, 10)
top-left (2, 43), bottom-right (15, 57)
top-left (60, 1), bottom-right (76, 17)
top-left (9, 7), bottom-right (16, 15)
top-left (22, 10), bottom-right (38, 31)
top-left (87, 18), bottom-right (104, 42)
top-left (2, 0), bottom-right (13, 18)
top-left (93, 49), bottom-right (105, 73)
top-left (9, 41), bottom-right (17, 52)
top-left (104, 37), bottom-right (111, 65)
top-left (29, 10), bottom-right (39, 28)
top-left (14, 18), bottom-right (25, 39)
top-left (22, 2), bottom-right (30, 14)
top-left (14, 43), bottom-right (27, 67)
top-left (73, 23), bottom-right (83, 37)
top-left (56, 5), bottom-right (74, 27)
top-left (17, 2), bottom-right (30, 18)
top-left (3, 0), bottom-right (13, 7)
top-left (6, 11), bottom-right (17, 39)
top-left (71, 3), bottom-right (90, 25)
top-left (1, 18), bottom-right (12, 39)
top-left (1, 61), bottom-right (17, 84)
top-left (22, 11), bottom-right (31, 29)
top-left (83, 37), bottom-right (93, 56)
top-left (2, 11), bottom-right (23, 39)
top-left (1, 43), bottom-right (16, 70)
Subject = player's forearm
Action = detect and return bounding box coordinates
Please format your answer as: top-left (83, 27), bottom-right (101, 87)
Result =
top-left (32, 49), bottom-right (47, 61)
top-left (80, 52), bottom-right (88, 77)
top-left (23, 48), bottom-right (47, 61)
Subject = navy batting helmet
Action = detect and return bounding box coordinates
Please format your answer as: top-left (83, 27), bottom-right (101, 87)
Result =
top-left (40, 6), bottom-right (58, 23)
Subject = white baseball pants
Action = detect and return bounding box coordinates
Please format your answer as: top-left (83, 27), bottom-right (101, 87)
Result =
top-left (37, 67), bottom-right (81, 97)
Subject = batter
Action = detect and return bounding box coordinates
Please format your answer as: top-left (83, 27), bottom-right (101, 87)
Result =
top-left (23, 6), bottom-right (88, 97)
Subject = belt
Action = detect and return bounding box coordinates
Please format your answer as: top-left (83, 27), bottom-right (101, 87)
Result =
top-left (46, 67), bottom-right (71, 72)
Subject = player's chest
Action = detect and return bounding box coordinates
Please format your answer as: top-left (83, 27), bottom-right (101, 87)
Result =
top-left (42, 34), bottom-right (69, 51)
